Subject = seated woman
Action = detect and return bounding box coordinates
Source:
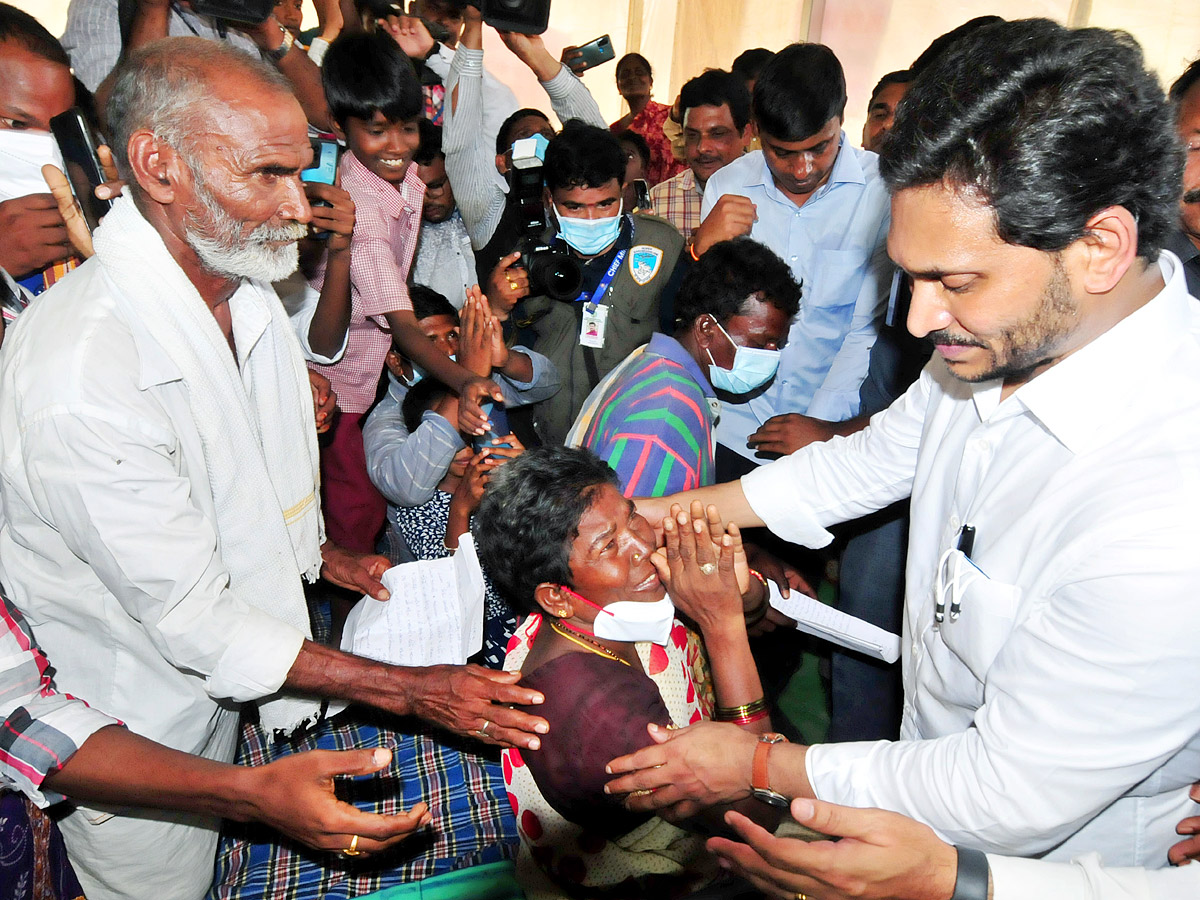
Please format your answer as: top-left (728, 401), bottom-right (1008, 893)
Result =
top-left (474, 446), bottom-right (780, 899)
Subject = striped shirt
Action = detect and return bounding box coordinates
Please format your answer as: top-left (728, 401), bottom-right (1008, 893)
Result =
top-left (0, 591), bottom-right (120, 807)
top-left (309, 151), bottom-right (424, 414)
top-left (649, 167), bottom-right (704, 245)
top-left (567, 333), bottom-right (718, 497)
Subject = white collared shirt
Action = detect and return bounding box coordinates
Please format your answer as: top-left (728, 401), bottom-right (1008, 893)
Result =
top-left (742, 252), bottom-right (1200, 866)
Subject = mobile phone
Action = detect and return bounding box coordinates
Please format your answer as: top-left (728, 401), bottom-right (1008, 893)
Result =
top-left (633, 178), bottom-right (651, 211)
top-left (302, 138), bottom-right (342, 240)
top-left (575, 34), bottom-right (615, 71)
top-left (302, 138), bottom-right (341, 187)
top-left (49, 108), bottom-right (112, 234)
top-left (187, 0), bottom-right (274, 24)
top-left (472, 401), bottom-right (513, 458)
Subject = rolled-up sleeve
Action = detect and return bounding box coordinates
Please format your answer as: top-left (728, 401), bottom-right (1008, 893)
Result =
top-left (0, 594), bottom-right (121, 807)
top-left (988, 851), bottom-right (1200, 900)
top-left (21, 409), bottom-right (305, 703)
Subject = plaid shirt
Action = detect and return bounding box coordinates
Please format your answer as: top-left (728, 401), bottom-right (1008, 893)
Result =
top-left (210, 714), bottom-right (517, 899)
top-left (0, 592), bottom-right (120, 807)
top-left (309, 152), bottom-right (424, 414)
top-left (649, 168), bottom-right (703, 244)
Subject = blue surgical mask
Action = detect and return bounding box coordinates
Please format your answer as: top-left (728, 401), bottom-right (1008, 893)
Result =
top-left (554, 201), bottom-right (624, 256)
top-left (706, 320), bottom-right (780, 394)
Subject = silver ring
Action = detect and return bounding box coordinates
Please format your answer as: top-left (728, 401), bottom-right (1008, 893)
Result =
top-left (699, 562), bottom-right (718, 576)
top-left (476, 719), bottom-right (491, 737)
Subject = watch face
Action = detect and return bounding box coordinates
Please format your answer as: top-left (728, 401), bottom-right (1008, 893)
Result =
top-left (751, 788), bottom-right (790, 810)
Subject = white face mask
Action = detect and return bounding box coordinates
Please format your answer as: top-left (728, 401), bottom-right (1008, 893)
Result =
top-left (0, 129), bottom-right (65, 203)
top-left (562, 587), bottom-right (675, 646)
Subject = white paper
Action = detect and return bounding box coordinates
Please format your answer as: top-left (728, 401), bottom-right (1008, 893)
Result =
top-left (766, 580), bottom-right (901, 664)
top-left (340, 533), bottom-right (486, 667)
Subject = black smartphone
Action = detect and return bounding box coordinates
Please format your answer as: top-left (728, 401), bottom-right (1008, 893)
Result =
top-left (633, 178), bottom-right (651, 211)
top-left (49, 108), bottom-right (112, 234)
top-left (187, 0), bottom-right (274, 24)
top-left (575, 34), bottom-right (615, 71)
top-left (472, 400), bottom-right (513, 458)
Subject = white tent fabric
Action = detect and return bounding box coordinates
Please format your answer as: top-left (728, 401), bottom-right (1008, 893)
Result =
top-left (27, 0), bottom-right (1200, 144)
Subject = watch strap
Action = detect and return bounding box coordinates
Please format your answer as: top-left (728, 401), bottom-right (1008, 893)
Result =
top-left (751, 733), bottom-right (784, 792)
top-left (951, 845), bottom-right (990, 900)
top-left (267, 26), bottom-right (295, 62)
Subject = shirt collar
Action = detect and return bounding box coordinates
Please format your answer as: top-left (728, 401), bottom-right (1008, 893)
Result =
top-left (648, 332), bottom-right (715, 397)
top-left (751, 132), bottom-right (864, 205)
top-left (680, 168), bottom-right (701, 196)
top-left (980, 251), bottom-right (1193, 454)
top-left (341, 150), bottom-right (424, 219)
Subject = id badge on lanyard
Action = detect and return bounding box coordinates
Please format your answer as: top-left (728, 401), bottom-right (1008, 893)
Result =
top-left (577, 245), bottom-right (627, 349)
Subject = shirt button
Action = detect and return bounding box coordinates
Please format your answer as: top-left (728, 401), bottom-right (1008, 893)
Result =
top-left (790, 255), bottom-right (798, 261)
top-left (950, 515), bottom-right (960, 529)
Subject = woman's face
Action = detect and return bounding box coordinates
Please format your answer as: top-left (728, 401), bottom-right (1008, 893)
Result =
top-left (566, 484), bottom-right (664, 608)
top-left (616, 57), bottom-right (652, 100)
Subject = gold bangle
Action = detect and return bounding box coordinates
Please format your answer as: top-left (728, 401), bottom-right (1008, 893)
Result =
top-left (714, 697), bottom-right (768, 720)
top-left (748, 568), bottom-right (767, 587)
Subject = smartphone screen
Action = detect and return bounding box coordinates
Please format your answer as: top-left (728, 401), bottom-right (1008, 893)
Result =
top-left (301, 139), bottom-right (340, 186)
top-left (49, 108), bottom-right (112, 234)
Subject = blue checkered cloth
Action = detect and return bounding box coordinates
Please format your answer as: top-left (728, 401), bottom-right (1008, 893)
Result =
top-left (208, 709), bottom-right (517, 900)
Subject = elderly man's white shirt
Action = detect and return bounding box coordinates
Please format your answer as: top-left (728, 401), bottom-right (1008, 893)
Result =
top-left (0, 249), bottom-right (309, 898)
top-left (742, 252), bottom-right (1200, 866)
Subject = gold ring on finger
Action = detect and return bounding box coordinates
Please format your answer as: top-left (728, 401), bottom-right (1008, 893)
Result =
top-left (628, 789), bottom-right (655, 798)
top-left (796, 893), bottom-right (810, 900)
top-left (341, 834), bottom-right (362, 858)
top-left (699, 562), bottom-right (718, 576)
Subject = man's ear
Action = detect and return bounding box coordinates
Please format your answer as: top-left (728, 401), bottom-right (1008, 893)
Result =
top-left (694, 313), bottom-right (719, 351)
top-left (533, 583), bottom-right (575, 618)
top-left (495, 150), bottom-right (510, 177)
top-left (1071, 205), bottom-right (1140, 295)
top-left (126, 130), bottom-right (178, 204)
top-left (739, 123), bottom-right (753, 149)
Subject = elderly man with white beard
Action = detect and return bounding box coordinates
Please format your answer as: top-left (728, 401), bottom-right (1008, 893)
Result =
top-left (0, 37), bottom-right (548, 900)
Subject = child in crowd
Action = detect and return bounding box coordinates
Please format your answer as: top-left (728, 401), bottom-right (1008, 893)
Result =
top-left (395, 378), bottom-right (523, 668)
top-left (362, 285), bottom-right (559, 560)
top-left (309, 31), bottom-right (508, 553)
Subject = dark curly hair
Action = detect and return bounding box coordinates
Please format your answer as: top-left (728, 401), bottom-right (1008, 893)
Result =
top-left (882, 18), bottom-right (1182, 261)
top-left (474, 446), bottom-right (619, 610)
top-left (543, 120), bottom-right (628, 192)
top-left (674, 238), bottom-right (801, 333)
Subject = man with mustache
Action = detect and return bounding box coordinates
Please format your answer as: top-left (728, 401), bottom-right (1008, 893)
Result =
top-left (1169, 58), bottom-right (1200, 297)
top-left (0, 37), bottom-right (547, 900)
top-left (610, 17), bottom-right (1200, 879)
top-left (649, 68), bottom-right (752, 246)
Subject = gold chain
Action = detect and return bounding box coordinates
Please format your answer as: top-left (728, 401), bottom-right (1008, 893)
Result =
top-left (549, 620), bottom-right (631, 667)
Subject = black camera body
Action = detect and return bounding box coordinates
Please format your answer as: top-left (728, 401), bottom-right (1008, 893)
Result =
top-left (481, 0), bottom-right (552, 35)
top-left (508, 138), bottom-right (582, 302)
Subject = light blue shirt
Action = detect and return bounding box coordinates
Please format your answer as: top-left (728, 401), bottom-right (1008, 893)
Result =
top-left (700, 136), bottom-right (892, 460)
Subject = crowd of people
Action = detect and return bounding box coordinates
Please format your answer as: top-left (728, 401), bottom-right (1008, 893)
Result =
top-left (1, 1), bottom-right (1199, 899)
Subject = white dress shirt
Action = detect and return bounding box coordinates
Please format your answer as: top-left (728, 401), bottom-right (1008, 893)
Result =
top-left (700, 140), bottom-right (892, 459)
top-left (742, 252), bottom-right (1200, 867)
top-left (0, 259), bottom-right (309, 898)
top-left (988, 851), bottom-right (1200, 899)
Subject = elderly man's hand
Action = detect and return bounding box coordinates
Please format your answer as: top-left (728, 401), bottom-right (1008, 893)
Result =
top-left (320, 540), bottom-right (390, 600)
top-left (408, 664), bottom-right (549, 751)
top-left (240, 747), bottom-right (431, 856)
top-left (604, 720), bottom-right (759, 822)
top-left (709, 798), bottom-right (958, 900)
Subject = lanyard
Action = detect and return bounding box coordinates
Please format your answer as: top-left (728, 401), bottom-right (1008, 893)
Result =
top-left (584, 249), bottom-right (626, 312)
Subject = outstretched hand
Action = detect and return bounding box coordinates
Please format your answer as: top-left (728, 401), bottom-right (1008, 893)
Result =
top-left (243, 747), bottom-right (431, 856)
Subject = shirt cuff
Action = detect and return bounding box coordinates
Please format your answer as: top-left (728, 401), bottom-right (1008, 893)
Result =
top-left (541, 63), bottom-right (578, 98)
top-left (987, 853), bottom-right (1103, 900)
top-left (454, 45), bottom-right (484, 76)
top-left (741, 458), bottom-right (835, 548)
top-left (205, 607), bottom-right (307, 702)
top-left (499, 348), bottom-right (540, 390)
top-left (6, 700), bottom-right (123, 807)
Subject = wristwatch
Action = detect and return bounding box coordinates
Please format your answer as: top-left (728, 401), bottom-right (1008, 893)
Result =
top-left (750, 732), bottom-right (790, 808)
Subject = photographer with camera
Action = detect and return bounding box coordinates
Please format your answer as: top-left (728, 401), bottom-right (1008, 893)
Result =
top-left (520, 121), bottom-right (685, 444)
top-left (442, 2), bottom-right (606, 257)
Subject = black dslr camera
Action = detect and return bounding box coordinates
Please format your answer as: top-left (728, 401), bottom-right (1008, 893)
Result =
top-left (508, 137), bottom-right (582, 301)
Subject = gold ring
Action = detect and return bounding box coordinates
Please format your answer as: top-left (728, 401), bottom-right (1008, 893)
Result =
top-left (796, 894), bottom-right (809, 900)
top-left (699, 562), bottom-right (717, 576)
top-left (628, 789), bottom-right (654, 797)
top-left (341, 834), bottom-right (362, 857)
top-left (507, 278), bottom-right (517, 290)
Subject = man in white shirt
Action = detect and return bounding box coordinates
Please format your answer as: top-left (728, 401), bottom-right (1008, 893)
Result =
top-left (604, 17), bottom-right (1200, 883)
top-left (0, 38), bottom-right (546, 900)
